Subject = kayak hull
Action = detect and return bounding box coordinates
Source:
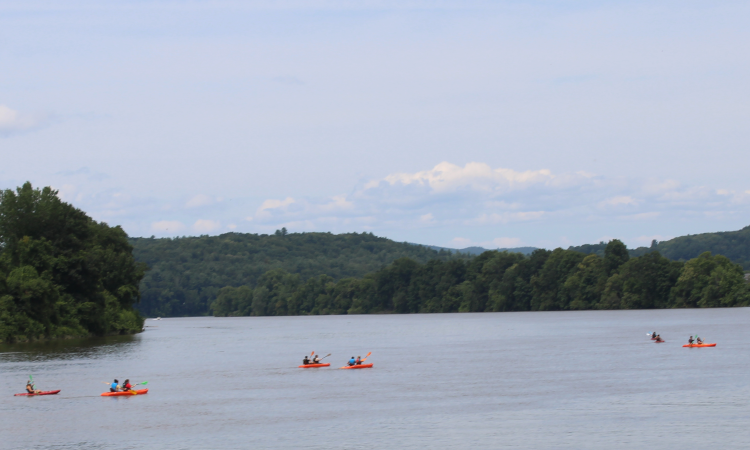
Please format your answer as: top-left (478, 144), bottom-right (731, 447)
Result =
top-left (654, 340), bottom-right (665, 343)
top-left (340, 363), bottom-right (373, 369)
top-left (299, 363), bottom-right (331, 368)
top-left (101, 389), bottom-right (148, 397)
top-left (14, 390), bottom-right (61, 397)
top-left (683, 343), bottom-right (716, 347)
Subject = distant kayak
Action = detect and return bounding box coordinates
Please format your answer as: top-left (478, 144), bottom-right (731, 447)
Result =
top-left (340, 364), bottom-right (373, 369)
top-left (299, 363), bottom-right (331, 368)
top-left (101, 389), bottom-right (148, 397)
top-left (683, 343), bottom-right (716, 348)
top-left (654, 340), bottom-right (665, 343)
top-left (14, 390), bottom-right (60, 397)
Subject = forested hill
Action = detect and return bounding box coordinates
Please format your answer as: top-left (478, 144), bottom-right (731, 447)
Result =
top-left (569, 225), bottom-right (750, 269)
top-left (130, 231), bottom-right (467, 317)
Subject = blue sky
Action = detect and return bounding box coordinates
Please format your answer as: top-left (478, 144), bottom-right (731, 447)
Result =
top-left (2, 1), bottom-right (749, 249)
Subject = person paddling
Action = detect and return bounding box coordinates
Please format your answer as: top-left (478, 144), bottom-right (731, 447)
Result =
top-left (696, 336), bottom-right (703, 345)
top-left (26, 381), bottom-right (41, 394)
top-left (312, 354), bottom-right (321, 364)
top-left (348, 356), bottom-right (356, 366)
top-left (355, 356), bottom-right (362, 365)
top-left (303, 355), bottom-right (310, 365)
top-left (110, 379), bottom-right (120, 392)
top-left (688, 336), bottom-right (694, 345)
top-left (655, 334), bottom-right (664, 343)
top-left (651, 332), bottom-right (657, 339)
top-left (121, 379), bottom-right (133, 392)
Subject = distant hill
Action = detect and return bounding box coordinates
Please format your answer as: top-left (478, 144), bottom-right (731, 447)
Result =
top-left (130, 231), bottom-right (468, 317)
top-left (421, 244), bottom-right (538, 256)
top-left (570, 225), bottom-right (750, 269)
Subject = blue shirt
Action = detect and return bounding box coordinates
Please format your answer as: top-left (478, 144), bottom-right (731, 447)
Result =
top-left (349, 358), bottom-right (356, 365)
top-left (111, 382), bottom-right (118, 390)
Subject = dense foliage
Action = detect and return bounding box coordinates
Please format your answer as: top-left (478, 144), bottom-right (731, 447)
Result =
top-left (211, 240), bottom-right (750, 317)
top-left (0, 183), bottom-right (145, 343)
top-left (130, 232), bottom-right (466, 317)
top-left (571, 225), bottom-right (750, 269)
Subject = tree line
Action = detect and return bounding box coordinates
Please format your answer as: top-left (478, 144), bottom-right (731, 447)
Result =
top-left (0, 183), bottom-right (146, 343)
top-left (211, 240), bottom-right (750, 317)
top-left (131, 231), bottom-right (467, 317)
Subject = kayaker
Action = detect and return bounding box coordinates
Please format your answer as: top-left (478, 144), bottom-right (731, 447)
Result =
top-left (688, 336), bottom-right (694, 345)
top-left (303, 356), bottom-right (310, 365)
top-left (348, 356), bottom-right (356, 366)
top-left (121, 379), bottom-right (132, 392)
top-left (696, 336), bottom-right (703, 344)
top-left (651, 332), bottom-right (656, 339)
top-left (110, 379), bottom-right (120, 392)
top-left (26, 381), bottom-right (41, 394)
top-left (355, 356), bottom-right (362, 365)
top-left (312, 354), bottom-right (321, 364)
top-left (655, 335), bottom-right (664, 343)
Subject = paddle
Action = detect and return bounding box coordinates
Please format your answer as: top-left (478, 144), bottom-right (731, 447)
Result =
top-left (319, 353), bottom-right (331, 361)
top-left (360, 351), bottom-right (372, 363)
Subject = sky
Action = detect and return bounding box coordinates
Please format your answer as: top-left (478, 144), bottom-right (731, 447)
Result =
top-left (1, 0), bottom-right (749, 250)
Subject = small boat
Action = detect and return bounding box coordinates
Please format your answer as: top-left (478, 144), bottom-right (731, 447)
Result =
top-left (299, 363), bottom-right (331, 368)
top-left (683, 343), bottom-right (716, 348)
top-left (340, 363), bottom-right (374, 369)
top-left (654, 340), bottom-right (665, 343)
top-left (14, 390), bottom-right (61, 397)
top-left (101, 389), bottom-right (148, 397)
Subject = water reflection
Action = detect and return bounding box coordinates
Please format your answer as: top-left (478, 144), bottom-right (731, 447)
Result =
top-left (0, 333), bottom-right (141, 363)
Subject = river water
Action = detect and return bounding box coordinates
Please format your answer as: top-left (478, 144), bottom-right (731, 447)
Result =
top-left (1, 308), bottom-right (749, 449)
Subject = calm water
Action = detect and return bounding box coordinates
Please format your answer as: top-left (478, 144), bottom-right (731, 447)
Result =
top-left (1, 309), bottom-right (749, 449)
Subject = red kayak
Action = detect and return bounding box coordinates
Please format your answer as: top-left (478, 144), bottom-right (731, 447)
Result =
top-left (101, 389), bottom-right (148, 397)
top-left (299, 363), bottom-right (331, 368)
top-left (14, 390), bottom-right (61, 397)
top-left (340, 363), bottom-right (373, 369)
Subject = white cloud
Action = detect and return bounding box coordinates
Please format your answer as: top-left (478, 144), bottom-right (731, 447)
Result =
top-left (227, 223), bottom-right (237, 230)
top-left (151, 220), bottom-right (186, 233)
top-left (256, 197), bottom-right (296, 219)
top-left (368, 162), bottom-right (556, 194)
top-left (600, 196), bottom-right (638, 207)
top-left (193, 219), bottom-right (221, 233)
top-left (185, 194), bottom-right (215, 208)
top-left (0, 105), bottom-right (50, 136)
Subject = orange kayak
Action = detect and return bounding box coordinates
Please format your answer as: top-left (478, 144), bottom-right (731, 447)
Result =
top-left (101, 389), bottom-right (148, 397)
top-left (683, 343), bottom-right (716, 347)
top-left (299, 363), bottom-right (331, 368)
top-left (340, 363), bottom-right (373, 369)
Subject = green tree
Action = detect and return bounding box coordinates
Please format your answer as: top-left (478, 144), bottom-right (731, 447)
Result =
top-left (670, 252), bottom-right (750, 308)
top-left (0, 182), bottom-right (145, 342)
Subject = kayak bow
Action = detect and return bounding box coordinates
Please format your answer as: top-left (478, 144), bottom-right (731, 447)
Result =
top-left (14, 390), bottom-right (61, 397)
